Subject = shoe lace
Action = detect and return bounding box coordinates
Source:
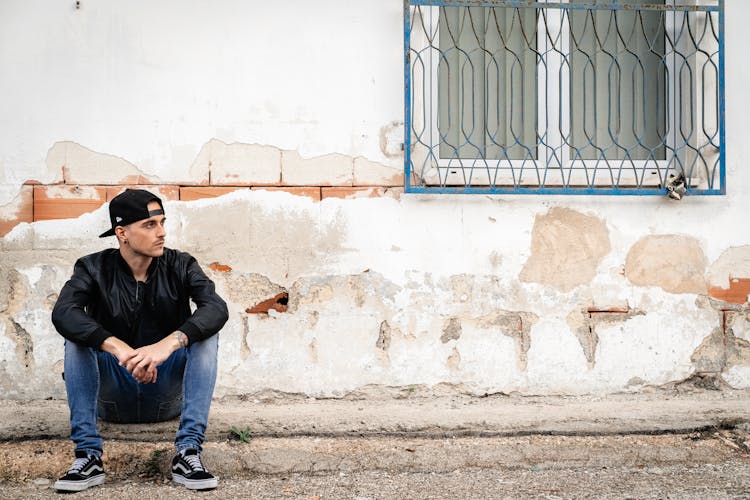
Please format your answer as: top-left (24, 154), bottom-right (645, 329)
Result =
top-left (183, 452), bottom-right (206, 472)
top-left (68, 456), bottom-right (90, 474)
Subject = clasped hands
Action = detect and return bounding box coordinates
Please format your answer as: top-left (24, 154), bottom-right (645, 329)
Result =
top-left (102, 334), bottom-right (182, 384)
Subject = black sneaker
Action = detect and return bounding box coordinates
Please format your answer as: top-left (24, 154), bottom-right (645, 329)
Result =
top-left (171, 448), bottom-right (218, 490)
top-left (55, 450), bottom-right (105, 492)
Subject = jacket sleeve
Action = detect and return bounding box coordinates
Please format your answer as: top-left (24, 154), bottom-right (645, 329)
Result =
top-left (177, 256), bottom-right (229, 345)
top-left (51, 259), bottom-right (112, 348)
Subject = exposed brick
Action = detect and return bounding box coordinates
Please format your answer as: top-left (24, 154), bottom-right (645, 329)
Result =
top-left (246, 292), bottom-right (289, 314)
top-left (180, 186), bottom-right (249, 201)
top-left (709, 278), bottom-right (750, 304)
top-left (209, 262), bottom-right (233, 273)
top-left (252, 186), bottom-right (321, 202)
top-left (33, 185), bottom-right (107, 221)
top-left (0, 186), bottom-right (34, 237)
top-left (106, 185), bottom-right (180, 201)
top-left (587, 307), bottom-right (631, 314)
top-left (321, 187), bottom-right (387, 200)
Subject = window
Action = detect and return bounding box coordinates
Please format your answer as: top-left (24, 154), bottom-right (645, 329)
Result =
top-left (405, 0), bottom-right (724, 194)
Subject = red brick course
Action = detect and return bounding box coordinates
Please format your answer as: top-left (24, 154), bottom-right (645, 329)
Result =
top-left (0, 167), bottom-right (404, 236)
top-left (33, 186), bottom-right (108, 221)
top-left (106, 185), bottom-right (180, 201)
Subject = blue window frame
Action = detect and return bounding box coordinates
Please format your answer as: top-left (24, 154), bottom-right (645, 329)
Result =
top-left (404, 0), bottom-right (725, 195)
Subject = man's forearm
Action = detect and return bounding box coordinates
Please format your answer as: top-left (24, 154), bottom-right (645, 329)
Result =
top-left (100, 336), bottom-right (134, 363)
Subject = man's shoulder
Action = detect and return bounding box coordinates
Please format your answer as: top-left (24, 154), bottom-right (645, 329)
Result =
top-left (159, 248), bottom-right (198, 271)
top-left (77, 248), bottom-right (118, 266)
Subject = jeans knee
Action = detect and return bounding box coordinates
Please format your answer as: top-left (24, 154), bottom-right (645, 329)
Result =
top-left (64, 340), bottom-right (97, 369)
top-left (188, 336), bottom-right (218, 361)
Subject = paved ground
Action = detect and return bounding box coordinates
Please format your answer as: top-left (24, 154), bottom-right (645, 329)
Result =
top-left (1, 388), bottom-right (749, 498)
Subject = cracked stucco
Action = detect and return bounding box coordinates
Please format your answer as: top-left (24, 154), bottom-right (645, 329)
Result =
top-left (0, 189), bottom-right (746, 397)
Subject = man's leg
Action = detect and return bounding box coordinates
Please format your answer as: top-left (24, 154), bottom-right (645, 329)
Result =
top-left (169, 335), bottom-right (219, 490)
top-left (175, 334), bottom-right (219, 452)
top-left (57, 340), bottom-right (110, 492)
top-left (63, 340), bottom-right (103, 457)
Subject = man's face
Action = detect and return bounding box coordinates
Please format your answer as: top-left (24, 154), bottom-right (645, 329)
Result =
top-left (121, 201), bottom-right (166, 258)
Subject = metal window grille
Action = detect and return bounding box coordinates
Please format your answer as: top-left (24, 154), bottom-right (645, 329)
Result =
top-left (404, 0), bottom-right (725, 195)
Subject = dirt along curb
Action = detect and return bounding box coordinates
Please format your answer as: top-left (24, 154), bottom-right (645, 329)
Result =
top-left (2, 430), bottom-right (750, 484)
top-left (2, 390), bottom-right (749, 483)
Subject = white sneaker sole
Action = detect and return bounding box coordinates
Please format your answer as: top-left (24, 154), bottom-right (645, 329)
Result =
top-left (55, 473), bottom-right (106, 492)
top-left (172, 473), bottom-right (218, 490)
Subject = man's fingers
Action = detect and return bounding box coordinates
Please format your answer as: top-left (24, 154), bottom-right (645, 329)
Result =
top-left (125, 353), bottom-right (154, 374)
top-left (118, 350), bottom-right (139, 367)
top-left (125, 353), bottom-right (143, 372)
top-left (131, 362), bottom-right (158, 384)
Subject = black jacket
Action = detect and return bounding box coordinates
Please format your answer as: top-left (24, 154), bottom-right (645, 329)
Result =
top-left (52, 248), bottom-right (228, 349)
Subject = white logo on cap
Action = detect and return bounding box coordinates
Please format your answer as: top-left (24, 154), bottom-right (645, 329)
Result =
top-left (116, 217), bottom-right (123, 223)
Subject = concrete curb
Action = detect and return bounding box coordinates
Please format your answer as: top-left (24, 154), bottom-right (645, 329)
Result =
top-left (2, 392), bottom-right (750, 482)
top-left (2, 391), bottom-right (749, 442)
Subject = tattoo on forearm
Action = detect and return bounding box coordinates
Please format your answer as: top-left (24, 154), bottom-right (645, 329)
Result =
top-left (174, 331), bottom-right (188, 348)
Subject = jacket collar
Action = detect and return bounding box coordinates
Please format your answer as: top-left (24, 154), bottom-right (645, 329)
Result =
top-left (115, 250), bottom-right (161, 281)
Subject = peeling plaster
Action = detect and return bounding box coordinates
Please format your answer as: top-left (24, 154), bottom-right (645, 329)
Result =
top-left (707, 246), bottom-right (750, 303)
top-left (0, 271), bottom-right (34, 372)
top-left (707, 246), bottom-right (750, 289)
top-left (376, 320), bottom-right (391, 351)
top-left (520, 208), bottom-right (611, 292)
top-left (0, 187), bottom-right (30, 221)
top-left (440, 318), bottom-right (462, 343)
top-left (475, 311), bottom-right (539, 371)
top-left (240, 315), bottom-right (251, 361)
top-left (1, 186), bottom-right (748, 396)
top-left (220, 272), bottom-right (287, 309)
top-left (175, 190), bottom-right (348, 283)
top-left (291, 284), bottom-right (334, 310)
top-left (48, 141), bottom-right (164, 185)
top-left (691, 327), bottom-right (728, 372)
top-left (724, 312), bottom-right (750, 368)
top-left (567, 307), bottom-right (647, 369)
top-left (289, 272), bottom-right (399, 313)
top-left (625, 235), bottom-right (707, 294)
top-left (198, 139), bottom-right (281, 185)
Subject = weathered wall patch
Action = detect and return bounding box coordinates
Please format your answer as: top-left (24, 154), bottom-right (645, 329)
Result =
top-left (625, 235), bottom-right (707, 294)
top-left (520, 208), bottom-right (611, 292)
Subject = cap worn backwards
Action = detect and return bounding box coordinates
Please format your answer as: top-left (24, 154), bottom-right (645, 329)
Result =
top-left (99, 189), bottom-right (164, 238)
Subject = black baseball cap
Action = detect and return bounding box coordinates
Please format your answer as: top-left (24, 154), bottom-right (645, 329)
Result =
top-left (99, 189), bottom-right (164, 238)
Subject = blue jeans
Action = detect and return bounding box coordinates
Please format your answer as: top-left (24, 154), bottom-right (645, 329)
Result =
top-left (63, 335), bottom-right (218, 457)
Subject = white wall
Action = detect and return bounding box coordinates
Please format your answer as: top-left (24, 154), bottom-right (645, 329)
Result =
top-left (1, 0), bottom-right (749, 399)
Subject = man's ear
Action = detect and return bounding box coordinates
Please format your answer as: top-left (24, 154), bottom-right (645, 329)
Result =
top-left (114, 226), bottom-right (127, 243)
